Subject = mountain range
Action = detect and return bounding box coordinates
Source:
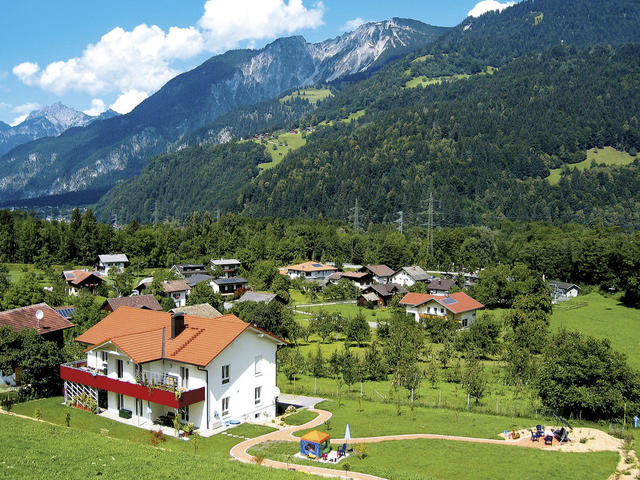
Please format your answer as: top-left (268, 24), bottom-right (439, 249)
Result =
top-left (0, 18), bottom-right (446, 204)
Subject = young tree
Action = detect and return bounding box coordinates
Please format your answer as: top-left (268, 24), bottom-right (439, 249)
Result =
top-left (363, 340), bottom-right (388, 381)
top-left (340, 348), bottom-right (360, 392)
top-left (345, 311), bottom-right (371, 346)
top-left (462, 357), bottom-right (487, 406)
top-left (308, 345), bottom-right (326, 380)
top-left (279, 348), bottom-right (305, 382)
top-left (383, 313), bottom-right (425, 371)
top-left (438, 340), bottom-right (455, 369)
top-left (2, 273), bottom-right (48, 310)
top-left (186, 282), bottom-right (223, 310)
top-left (310, 311), bottom-right (334, 343)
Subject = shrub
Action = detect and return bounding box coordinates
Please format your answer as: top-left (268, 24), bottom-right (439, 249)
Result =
top-left (34, 408), bottom-right (42, 421)
top-left (354, 443), bottom-right (368, 459)
top-left (1, 396), bottom-right (14, 413)
top-left (253, 454), bottom-right (265, 465)
top-left (149, 429), bottom-right (166, 446)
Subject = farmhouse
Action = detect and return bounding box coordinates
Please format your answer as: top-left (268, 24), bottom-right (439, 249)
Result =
top-left (549, 280), bottom-right (581, 301)
top-left (359, 283), bottom-right (408, 306)
top-left (400, 292), bottom-right (484, 328)
top-left (282, 261), bottom-right (337, 280)
top-left (60, 308), bottom-right (286, 432)
top-left (359, 264), bottom-right (395, 284)
top-left (327, 271), bottom-right (372, 289)
top-left (0, 303), bottom-right (73, 347)
top-left (391, 266), bottom-right (430, 287)
top-left (96, 254), bottom-right (129, 276)
top-left (62, 270), bottom-right (104, 296)
top-left (210, 277), bottom-right (249, 296)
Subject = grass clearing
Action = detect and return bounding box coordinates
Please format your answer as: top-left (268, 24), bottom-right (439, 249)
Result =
top-left (0, 413), bottom-right (301, 480)
top-left (282, 409), bottom-right (319, 426)
top-left (547, 147), bottom-right (638, 184)
top-left (551, 292), bottom-right (640, 369)
top-left (341, 109), bottom-right (366, 123)
top-left (404, 68), bottom-right (496, 89)
top-left (248, 439), bottom-right (618, 480)
top-left (295, 302), bottom-right (393, 324)
top-left (255, 132), bottom-right (306, 170)
top-left (280, 88), bottom-right (332, 105)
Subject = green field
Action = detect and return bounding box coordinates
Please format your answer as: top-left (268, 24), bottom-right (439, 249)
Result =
top-left (255, 132), bottom-right (307, 170)
top-left (547, 147), bottom-right (638, 185)
top-left (280, 88), bottom-right (333, 105)
top-left (248, 439), bottom-right (619, 480)
top-left (282, 409), bottom-right (319, 426)
top-left (551, 292), bottom-right (640, 369)
top-left (405, 67), bottom-right (496, 89)
top-left (341, 109), bottom-right (366, 123)
top-left (296, 302), bottom-right (393, 324)
top-left (0, 413), bottom-right (304, 480)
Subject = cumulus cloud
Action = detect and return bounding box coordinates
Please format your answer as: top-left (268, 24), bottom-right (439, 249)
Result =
top-left (9, 102), bottom-right (41, 126)
top-left (12, 1), bottom-right (325, 115)
top-left (110, 89), bottom-right (149, 114)
top-left (198, 0), bottom-right (324, 50)
top-left (83, 98), bottom-right (107, 116)
top-left (341, 17), bottom-right (366, 32)
top-left (468, 0), bottom-right (516, 18)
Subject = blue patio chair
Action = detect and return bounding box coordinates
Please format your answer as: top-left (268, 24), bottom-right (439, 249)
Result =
top-left (337, 443), bottom-right (347, 456)
top-left (530, 430), bottom-right (539, 442)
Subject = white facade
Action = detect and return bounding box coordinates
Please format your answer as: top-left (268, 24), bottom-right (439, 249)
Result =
top-left (168, 290), bottom-right (188, 308)
top-left (99, 261), bottom-right (126, 276)
top-left (85, 328), bottom-right (280, 430)
top-left (287, 269), bottom-right (334, 280)
top-left (406, 299), bottom-right (478, 328)
top-left (391, 270), bottom-right (416, 287)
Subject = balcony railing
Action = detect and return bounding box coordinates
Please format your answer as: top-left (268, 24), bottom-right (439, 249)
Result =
top-left (60, 360), bottom-right (204, 409)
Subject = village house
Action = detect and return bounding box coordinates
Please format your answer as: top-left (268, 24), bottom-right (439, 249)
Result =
top-left (59, 308), bottom-right (286, 432)
top-left (171, 304), bottom-right (223, 318)
top-left (425, 277), bottom-right (456, 295)
top-left (170, 264), bottom-right (209, 280)
top-left (358, 283), bottom-right (408, 307)
top-left (102, 294), bottom-right (162, 313)
top-left (162, 280), bottom-right (191, 307)
top-left (359, 264), bottom-right (395, 284)
top-left (327, 271), bottom-right (372, 290)
top-left (0, 303), bottom-right (74, 347)
top-left (210, 277), bottom-right (249, 296)
top-left (281, 261), bottom-right (337, 280)
top-left (400, 292), bottom-right (484, 328)
top-left (185, 274), bottom-right (214, 289)
top-left (211, 259), bottom-right (242, 278)
top-left (391, 266), bottom-right (430, 287)
top-left (96, 254), bottom-right (129, 276)
top-left (62, 270), bottom-right (104, 296)
top-left (549, 280), bottom-right (581, 301)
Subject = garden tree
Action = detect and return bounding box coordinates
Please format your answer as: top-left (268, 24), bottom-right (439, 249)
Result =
top-left (248, 260), bottom-right (279, 291)
top-left (69, 293), bottom-right (106, 336)
top-left (471, 264), bottom-right (515, 308)
top-left (160, 296), bottom-right (176, 312)
top-left (0, 264), bottom-right (9, 292)
top-left (537, 330), bottom-right (640, 420)
top-left (345, 311), bottom-right (371, 346)
top-left (110, 267), bottom-right (134, 297)
top-left (328, 349), bottom-right (341, 378)
top-left (395, 360), bottom-right (423, 397)
top-left (300, 324), bottom-right (313, 344)
top-left (362, 340), bottom-right (388, 381)
top-left (383, 312), bottom-right (425, 371)
top-left (310, 311), bottom-right (336, 343)
top-left (426, 360), bottom-right (439, 389)
top-left (308, 345), bottom-right (326, 379)
top-left (455, 313), bottom-right (501, 358)
top-left (278, 347), bottom-right (305, 382)
top-left (462, 356), bottom-right (487, 406)
top-left (503, 293), bottom-right (551, 354)
top-left (1, 273), bottom-right (48, 310)
top-left (503, 343), bottom-right (537, 387)
top-left (438, 340), bottom-right (455, 369)
top-left (271, 272), bottom-right (291, 292)
top-left (407, 282), bottom-right (427, 294)
top-left (420, 315), bottom-right (457, 344)
top-left (340, 348), bottom-right (360, 392)
top-left (0, 326), bottom-right (64, 398)
top-left (186, 282), bottom-right (223, 310)
top-left (231, 301), bottom-right (297, 342)
top-left (322, 283), bottom-right (343, 301)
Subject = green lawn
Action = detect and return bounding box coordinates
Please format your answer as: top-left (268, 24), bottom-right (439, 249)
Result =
top-left (296, 302), bottom-right (393, 323)
top-left (547, 147), bottom-right (638, 185)
top-left (405, 68), bottom-right (496, 89)
top-left (551, 292), bottom-right (640, 369)
top-left (292, 398), bottom-right (545, 440)
top-left (0, 413), bottom-right (302, 480)
top-left (248, 439), bottom-right (619, 480)
top-left (4, 262), bottom-right (88, 283)
top-left (254, 132), bottom-right (307, 170)
top-left (280, 88), bottom-right (332, 105)
top-left (282, 409), bottom-right (319, 426)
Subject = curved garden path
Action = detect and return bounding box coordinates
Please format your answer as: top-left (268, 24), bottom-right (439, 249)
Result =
top-left (230, 408), bottom-right (638, 480)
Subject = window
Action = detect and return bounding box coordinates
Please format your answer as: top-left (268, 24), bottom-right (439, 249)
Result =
top-left (254, 355), bottom-right (262, 376)
top-left (462, 318), bottom-right (468, 328)
top-left (222, 397), bottom-right (229, 416)
top-left (222, 365), bottom-right (230, 384)
top-left (116, 393), bottom-right (124, 410)
top-left (116, 359), bottom-right (124, 379)
top-left (181, 405), bottom-right (190, 422)
top-left (440, 308), bottom-right (444, 314)
top-left (102, 351), bottom-right (108, 375)
top-left (180, 366), bottom-right (189, 388)
top-left (255, 386), bottom-right (262, 405)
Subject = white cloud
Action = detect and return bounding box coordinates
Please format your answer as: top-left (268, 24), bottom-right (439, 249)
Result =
top-left (10, 114), bottom-right (29, 127)
top-left (341, 17), bottom-right (366, 32)
top-left (198, 0), bottom-right (324, 50)
top-left (110, 89), bottom-right (149, 114)
top-left (9, 102), bottom-right (41, 126)
top-left (12, 1), bottom-right (325, 112)
top-left (83, 98), bottom-right (107, 116)
top-left (0, 102), bottom-right (11, 111)
top-left (468, 0), bottom-right (516, 18)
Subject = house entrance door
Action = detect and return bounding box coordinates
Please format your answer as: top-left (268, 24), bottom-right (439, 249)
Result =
top-left (98, 389), bottom-right (108, 410)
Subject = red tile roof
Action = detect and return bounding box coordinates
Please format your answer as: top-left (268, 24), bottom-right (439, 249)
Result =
top-left (104, 294), bottom-right (162, 311)
top-left (77, 307), bottom-right (286, 367)
top-left (0, 303), bottom-right (74, 335)
top-left (364, 264), bottom-right (395, 277)
top-left (399, 292), bottom-right (484, 314)
top-left (284, 261), bottom-right (337, 273)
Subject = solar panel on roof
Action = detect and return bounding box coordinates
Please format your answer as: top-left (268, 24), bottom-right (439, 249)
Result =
top-left (56, 308), bottom-right (75, 318)
top-left (442, 297), bottom-right (457, 304)
top-left (64, 273), bottom-right (73, 278)
top-left (312, 263), bottom-right (323, 267)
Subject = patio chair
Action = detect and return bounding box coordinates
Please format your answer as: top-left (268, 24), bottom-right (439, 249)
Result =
top-left (544, 435), bottom-right (553, 445)
top-left (337, 443), bottom-right (347, 456)
top-left (536, 424), bottom-right (544, 435)
top-left (530, 430), bottom-right (539, 442)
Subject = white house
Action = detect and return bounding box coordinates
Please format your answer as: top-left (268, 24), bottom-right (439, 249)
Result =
top-left (97, 254), bottom-right (129, 276)
top-left (282, 261), bottom-right (337, 280)
top-left (211, 259), bottom-right (242, 278)
top-left (391, 266), bottom-right (430, 287)
top-left (60, 308), bottom-right (286, 432)
top-left (400, 292), bottom-right (484, 328)
top-left (162, 280), bottom-right (191, 308)
top-left (549, 280), bottom-right (581, 301)
top-left (210, 277), bottom-right (249, 296)
top-left (359, 265), bottom-right (395, 285)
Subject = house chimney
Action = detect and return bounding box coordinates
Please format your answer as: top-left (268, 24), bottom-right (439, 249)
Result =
top-left (171, 312), bottom-right (185, 339)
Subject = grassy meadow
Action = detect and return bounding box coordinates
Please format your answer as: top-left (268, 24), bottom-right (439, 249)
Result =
top-left (254, 132), bottom-right (306, 170)
top-left (551, 292), bottom-right (640, 369)
top-left (280, 88), bottom-right (332, 105)
top-left (547, 147), bottom-right (638, 185)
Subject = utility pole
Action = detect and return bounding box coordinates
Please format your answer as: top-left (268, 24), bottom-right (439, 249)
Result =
top-left (215, 209), bottom-right (221, 222)
top-left (395, 210), bottom-right (404, 234)
top-left (350, 198), bottom-right (362, 233)
top-left (427, 193), bottom-right (434, 256)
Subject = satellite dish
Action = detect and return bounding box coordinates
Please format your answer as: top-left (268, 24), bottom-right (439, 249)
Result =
top-left (35, 310), bottom-right (44, 320)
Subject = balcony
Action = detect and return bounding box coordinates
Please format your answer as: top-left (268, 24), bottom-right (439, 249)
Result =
top-left (60, 360), bottom-right (204, 409)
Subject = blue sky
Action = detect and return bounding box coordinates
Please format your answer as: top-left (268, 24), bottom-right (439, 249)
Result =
top-left (0, 0), bottom-right (516, 125)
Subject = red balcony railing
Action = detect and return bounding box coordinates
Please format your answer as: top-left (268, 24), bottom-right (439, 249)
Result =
top-left (60, 361), bottom-right (204, 409)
